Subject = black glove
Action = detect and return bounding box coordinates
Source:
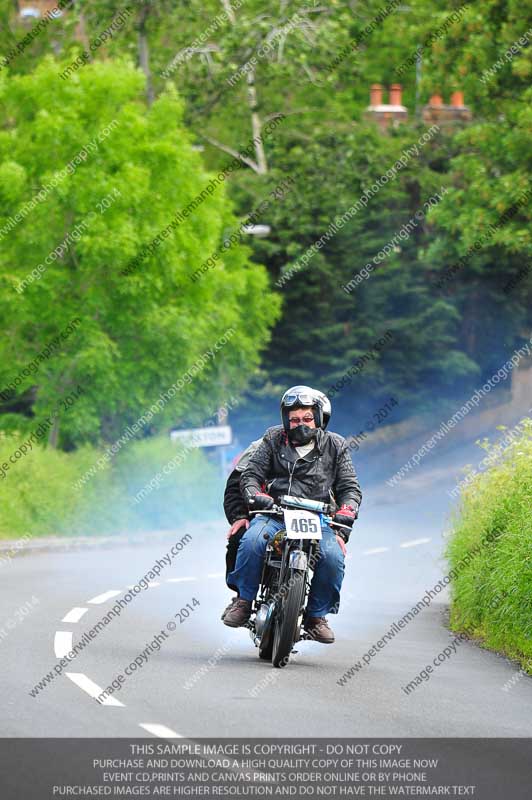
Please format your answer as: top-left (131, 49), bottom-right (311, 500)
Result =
top-left (249, 492), bottom-right (275, 511)
top-left (333, 504), bottom-right (357, 542)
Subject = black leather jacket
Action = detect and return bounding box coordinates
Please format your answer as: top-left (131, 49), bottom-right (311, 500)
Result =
top-left (240, 425), bottom-right (362, 537)
top-left (224, 468), bottom-right (248, 524)
top-left (223, 438), bottom-right (263, 525)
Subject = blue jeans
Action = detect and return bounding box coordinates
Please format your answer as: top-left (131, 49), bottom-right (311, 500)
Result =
top-left (227, 514), bottom-right (345, 616)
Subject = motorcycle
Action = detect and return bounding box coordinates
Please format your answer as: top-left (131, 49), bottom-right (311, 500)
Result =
top-left (246, 494), bottom-right (349, 668)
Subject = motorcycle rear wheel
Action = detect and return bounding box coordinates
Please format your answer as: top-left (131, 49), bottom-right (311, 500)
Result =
top-left (259, 636), bottom-right (273, 660)
top-left (258, 602), bottom-right (274, 661)
top-left (272, 569), bottom-right (305, 668)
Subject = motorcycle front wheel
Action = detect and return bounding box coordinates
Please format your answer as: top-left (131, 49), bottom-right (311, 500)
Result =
top-left (272, 569), bottom-right (305, 668)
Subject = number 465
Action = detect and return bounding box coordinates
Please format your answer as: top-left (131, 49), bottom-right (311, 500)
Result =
top-left (291, 517), bottom-right (318, 534)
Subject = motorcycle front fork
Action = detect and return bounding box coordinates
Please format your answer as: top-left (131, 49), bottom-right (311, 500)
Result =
top-left (255, 542), bottom-right (315, 622)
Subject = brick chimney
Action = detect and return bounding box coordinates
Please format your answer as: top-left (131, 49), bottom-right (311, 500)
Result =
top-left (370, 84), bottom-right (383, 106)
top-left (365, 83), bottom-right (408, 132)
top-left (451, 91), bottom-right (465, 108)
top-left (422, 90), bottom-right (472, 126)
top-left (389, 84), bottom-right (403, 106)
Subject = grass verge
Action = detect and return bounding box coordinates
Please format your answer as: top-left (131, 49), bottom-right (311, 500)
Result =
top-left (446, 418), bottom-right (532, 673)
top-left (0, 432), bottom-right (224, 539)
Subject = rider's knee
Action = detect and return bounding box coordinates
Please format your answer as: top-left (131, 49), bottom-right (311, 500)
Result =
top-left (321, 547), bottom-right (344, 571)
top-left (242, 520), bottom-right (271, 552)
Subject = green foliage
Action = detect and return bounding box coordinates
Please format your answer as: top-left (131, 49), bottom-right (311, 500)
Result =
top-left (1, 0), bottom-right (531, 445)
top-left (0, 432), bottom-right (223, 539)
top-left (446, 419), bottom-right (532, 670)
top-left (231, 121), bottom-right (484, 431)
top-left (0, 57), bottom-right (279, 447)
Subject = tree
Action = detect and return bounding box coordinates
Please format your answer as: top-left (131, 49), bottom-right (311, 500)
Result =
top-left (0, 57), bottom-right (280, 448)
top-left (1, 0), bottom-right (531, 443)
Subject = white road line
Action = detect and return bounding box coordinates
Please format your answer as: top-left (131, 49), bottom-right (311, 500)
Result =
top-left (363, 547), bottom-right (389, 556)
top-left (87, 590), bottom-right (122, 604)
top-left (66, 673), bottom-right (125, 707)
top-left (127, 582), bottom-right (160, 589)
top-left (139, 723), bottom-right (183, 738)
top-left (54, 631), bottom-right (73, 658)
top-left (207, 572), bottom-right (224, 578)
top-left (166, 577), bottom-right (198, 583)
top-left (400, 538), bottom-right (432, 548)
top-left (62, 607), bottom-right (89, 623)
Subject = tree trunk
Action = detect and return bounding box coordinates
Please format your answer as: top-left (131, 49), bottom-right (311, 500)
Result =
top-left (138, 6), bottom-right (154, 106)
top-left (220, 0), bottom-right (236, 24)
top-left (246, 69), bottom-right (268, 174)
top-left (221, 1), bottom-right (268, 174)
top-left (48, 413), bottom-right (60, 449)
top-left (75, 7), bottom-right (91, 53)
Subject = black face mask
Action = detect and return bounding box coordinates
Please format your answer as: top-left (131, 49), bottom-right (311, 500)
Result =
top-left (288, 425), bottom-right (318, 446)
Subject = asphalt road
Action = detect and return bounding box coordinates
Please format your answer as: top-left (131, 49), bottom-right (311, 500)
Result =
top-left (1, 443), bottom-right (531, 740)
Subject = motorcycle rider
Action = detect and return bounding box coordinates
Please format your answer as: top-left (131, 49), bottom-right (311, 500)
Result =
top-left (223, 438), bottom-right (263, 540)
top-left (222, 386), bottom-right (362, 643)
top-left (222, 395), bottom-right (333, 599)
top-left (222, 394), bottom-right (330, 594)
top-left (222, 437), bottom-right (262, 605)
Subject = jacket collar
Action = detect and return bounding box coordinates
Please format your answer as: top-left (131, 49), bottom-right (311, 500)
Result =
top-left (280, 427), bottom-right (325, 459)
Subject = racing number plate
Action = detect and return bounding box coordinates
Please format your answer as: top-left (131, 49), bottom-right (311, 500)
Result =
top-left (284, 508), bottom-right (322, 540)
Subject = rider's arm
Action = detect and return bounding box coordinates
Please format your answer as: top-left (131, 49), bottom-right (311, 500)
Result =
top-left (240, 435), bottom-right (274, 505)
top-left (333, 445), bottom-right (362, 530)
top-left (224, 437), bottom-right (265, 524)
top-left (224, 468), bottom-right (249, 524)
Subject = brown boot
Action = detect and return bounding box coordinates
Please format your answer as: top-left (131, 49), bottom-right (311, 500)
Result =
top-left (223, 598), bottom-right (252, 627)
top-left (304, 616), bottom-right (335, 644)
top-left (221, 597), bottom-right (238, 621)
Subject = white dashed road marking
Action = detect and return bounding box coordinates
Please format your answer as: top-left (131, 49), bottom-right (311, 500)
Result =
top-left (59, 551), bottom-right (408, 729)
top-left (62, 607), bottom-right (88, 623)
top-left (87, 590), bottom-right (122, 604)
top-left (400, 538), bottom-right (431, 548)
top-left (54, 631), bottom-right (73, 658)
top-left (139, 723), bottom-right (183, 738)
top-left (66, 673), bottom-right (125, 707)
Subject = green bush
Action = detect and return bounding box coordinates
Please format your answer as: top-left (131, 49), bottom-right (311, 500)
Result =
top-left (0, 431), bottom-right (224, 539)
top-left (446, 418), bottom-right (532, 671)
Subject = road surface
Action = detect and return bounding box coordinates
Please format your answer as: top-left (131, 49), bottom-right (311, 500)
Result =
top-left (1, 441), bottom-right (531, 740)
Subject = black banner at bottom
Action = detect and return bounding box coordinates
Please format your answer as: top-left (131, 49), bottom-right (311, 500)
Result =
top-left (1, 738), bottom-right (531, 799)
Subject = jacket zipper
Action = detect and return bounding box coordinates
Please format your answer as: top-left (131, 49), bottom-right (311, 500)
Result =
top-left (286, 448), bottom-right (319, 495)
top-left (287, 458), bottom-right (299, 495)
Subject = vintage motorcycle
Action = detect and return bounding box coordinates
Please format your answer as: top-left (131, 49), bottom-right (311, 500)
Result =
top-left (246, 494), bottom-right (349, 668)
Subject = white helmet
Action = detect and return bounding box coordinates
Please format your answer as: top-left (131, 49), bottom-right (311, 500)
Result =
top-left (280, 385), bottom-right (331, 433)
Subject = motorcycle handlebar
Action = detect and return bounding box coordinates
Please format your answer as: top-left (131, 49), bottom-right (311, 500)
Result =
top-left (249, 507), bottom-right (351, 532)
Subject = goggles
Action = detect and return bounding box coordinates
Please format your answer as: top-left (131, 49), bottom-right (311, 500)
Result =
top-left (283, 392), bottom-right (316, 407)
